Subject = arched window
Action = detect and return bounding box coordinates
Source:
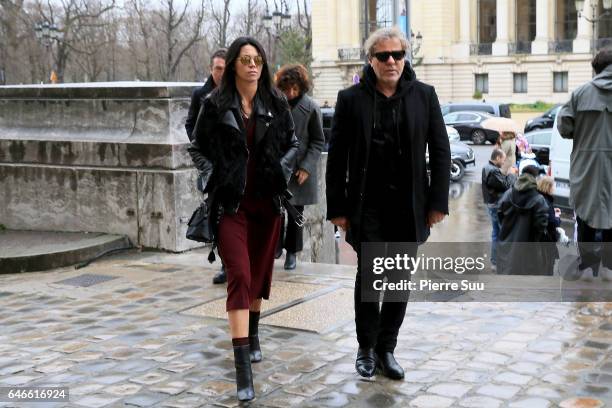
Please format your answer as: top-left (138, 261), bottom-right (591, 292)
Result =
top-left (360, 0), bottom-right (395, 44)
top-left (515, 0), bottom-right (536, 43)
top-left (478, 0), bottom-right (497, 44)
top-left (597, 0), bottom-right (612, 48)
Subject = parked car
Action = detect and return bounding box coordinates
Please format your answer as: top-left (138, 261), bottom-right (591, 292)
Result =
top-left (443, 111), bottom-right (500, 144)
top-left (446, 126), bottom-right (460, 142)
top-left (427, 140), bottom-right (475, 182)
top-left (441, 101), bottom-right (512, 118)
top-left (524, 129), bottom-right (552, 165)
top-left (320, 108), bottom-right (460, 149)
top-left (549, 114), bottom-right (573, 209)
top-left (523, 104), bottom-right (561, 133)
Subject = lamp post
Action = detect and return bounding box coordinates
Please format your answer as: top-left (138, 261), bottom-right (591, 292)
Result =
top-left (410, 30), bottom-right (423, 65)
top-left (262, 1), bottom-right (291, 68)
top-left (576, 0), bottom-right (612, 62)
top-left (34, 21), bottom-right (63, 83)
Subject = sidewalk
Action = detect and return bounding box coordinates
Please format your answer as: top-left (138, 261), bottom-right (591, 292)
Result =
top-left (0, 248), bottom-right (610, 407)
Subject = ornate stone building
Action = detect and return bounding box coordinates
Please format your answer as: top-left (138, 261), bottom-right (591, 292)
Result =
top-left (312, 0), bottom-right (611, 105)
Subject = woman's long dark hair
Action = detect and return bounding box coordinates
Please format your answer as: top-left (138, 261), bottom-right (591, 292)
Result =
top-left (213, 36), bottom-right (287, 114)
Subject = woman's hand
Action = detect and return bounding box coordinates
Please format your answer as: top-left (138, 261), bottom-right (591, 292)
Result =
top-left (295, 169), bottom-right (310, 185)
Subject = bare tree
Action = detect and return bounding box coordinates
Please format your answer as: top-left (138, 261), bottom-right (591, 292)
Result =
top-left (209, 0), bottom-right (231, 49)
top-left (32, 0), bottom-right (116, 83)
top-left (151, 0), bottom-right (206, 81)
top-left (295, 0), bottom-right (311, 52)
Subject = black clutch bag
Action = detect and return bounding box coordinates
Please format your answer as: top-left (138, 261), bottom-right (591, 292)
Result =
top-left (186, 201), bottom-right (215, 243)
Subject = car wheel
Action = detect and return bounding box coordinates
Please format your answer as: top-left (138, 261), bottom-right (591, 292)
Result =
top-left (450, 159), bottom-right (465, 182)
top-left (471, 129), bottom-right (487, 145)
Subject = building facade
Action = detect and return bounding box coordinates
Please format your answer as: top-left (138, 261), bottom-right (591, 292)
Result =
top-left (311, 0), bottom-right (611, 105)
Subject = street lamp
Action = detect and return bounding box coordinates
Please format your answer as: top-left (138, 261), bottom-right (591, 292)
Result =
top-left (576, 0), bottom-right (612, 65)
top-left (410, 30), bottom-right (423, 64)
top-left (262, 1), bottom-right (291, 68)
top-left (34, 21), bottom-right (63, 83)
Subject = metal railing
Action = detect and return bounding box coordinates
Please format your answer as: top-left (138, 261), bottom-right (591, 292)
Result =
top-left (548, 39), bottom-right (573, 53)
top-left (469, 43), bottom-right (493, 56)
top-left (596, 37), bottom-right (612, 50)
top-left (508, 41), bottom-right (532, 55)
top-left (337, 48), bottom-right (365, 61)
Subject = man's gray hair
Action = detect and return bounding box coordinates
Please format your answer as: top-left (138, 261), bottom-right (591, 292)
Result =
top-left (364, 26), bottom-right (410, 58)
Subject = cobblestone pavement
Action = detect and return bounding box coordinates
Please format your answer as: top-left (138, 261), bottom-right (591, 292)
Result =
top-left (0, 249), bottom-right (610, 407)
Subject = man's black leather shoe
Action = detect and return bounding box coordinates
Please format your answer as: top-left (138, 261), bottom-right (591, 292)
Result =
top-left (355, 347), bottom-right (376, 378)
top-left (376, 351), bottom-right (404, 380)
top-left (212, 266), bottom-right (226, 284)
top-left (284, 252), bottom-right (297, 270)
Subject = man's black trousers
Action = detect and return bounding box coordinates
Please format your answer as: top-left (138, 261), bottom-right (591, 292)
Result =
top-left (355, 206), bottom-right (416, 353)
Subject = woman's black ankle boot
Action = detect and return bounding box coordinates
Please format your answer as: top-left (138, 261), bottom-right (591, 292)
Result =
top-left (249, 335), bottom-right (262, 363)
top-left (233, 344), bottom-right (255, 401)
top-left (249, 311), bottom-right (262, 363)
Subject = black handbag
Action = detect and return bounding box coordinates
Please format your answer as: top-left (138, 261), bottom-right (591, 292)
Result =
top-left (186, 200), bottom-right (215, 243)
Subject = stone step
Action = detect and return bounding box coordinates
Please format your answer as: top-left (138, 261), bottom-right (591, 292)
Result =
top-left (0, 230), bottom-right (131, 273)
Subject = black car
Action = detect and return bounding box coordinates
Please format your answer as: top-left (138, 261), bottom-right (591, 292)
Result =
top-left (443, 111), bottom-right (499, 144)
top-left (524, 129), bottom-right (552, 165)
top-left (523, 104), bottom-right (561, 133)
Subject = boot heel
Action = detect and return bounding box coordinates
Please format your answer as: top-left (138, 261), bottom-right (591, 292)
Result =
top-left (233, 345), bottom-right (255, 401)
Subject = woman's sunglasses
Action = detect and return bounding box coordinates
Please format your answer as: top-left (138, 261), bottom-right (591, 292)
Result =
top-left (239, 55), bottom-right (264, 66)
top-left (373, 50), bottom-right (406, 62)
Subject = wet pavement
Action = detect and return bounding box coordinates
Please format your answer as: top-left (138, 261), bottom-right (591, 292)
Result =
top-left (0, 245), bottom-right (610, 408)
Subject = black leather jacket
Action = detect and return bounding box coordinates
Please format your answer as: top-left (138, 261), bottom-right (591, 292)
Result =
top-left (187, 92), bottom-right (299, 214)
top-left (481, 161), bottom-right (516, 205)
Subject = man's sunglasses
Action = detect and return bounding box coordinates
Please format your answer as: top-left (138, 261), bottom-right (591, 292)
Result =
top-left (373, 50), bottom-right (406, 62)
top-left (239, 55), bottom-right (264, 66)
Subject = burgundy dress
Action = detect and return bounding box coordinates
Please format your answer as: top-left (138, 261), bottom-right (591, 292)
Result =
top-left (217, 114), bottom-right (282, 311)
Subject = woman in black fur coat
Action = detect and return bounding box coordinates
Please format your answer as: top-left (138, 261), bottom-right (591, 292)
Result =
top-left (188, 37), bottom-right (298, 402)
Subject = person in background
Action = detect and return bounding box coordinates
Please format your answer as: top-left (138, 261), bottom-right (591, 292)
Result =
top-left (274, 64), bottom-right (325, 270)
top-left (188, 37), bottom-right (298, 401)
top-left (557, 48), bottom-right (612, 281)
top-left (185, 48), bottom-right (228, 285)
top-left (536, 176), bottom-right (561, 276)
top-left (496, 166), bottom-right (549, 275)
top-left (498, 132), bottom-right (517, 175)
top-left (481, 148), bottom-right (517, 270)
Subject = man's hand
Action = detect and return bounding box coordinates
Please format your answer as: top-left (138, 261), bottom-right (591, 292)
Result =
top-left (295, 169), bottom-right (310, 185)
top-left (427, 210), bottom-right (446, 228)
top-left (509, 167), bottom-right (519, 175)
top-left (331, 217), bottom-right (350, 231)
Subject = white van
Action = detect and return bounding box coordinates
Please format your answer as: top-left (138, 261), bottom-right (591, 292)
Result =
top-left (549, 114), bottom-right (573, 209)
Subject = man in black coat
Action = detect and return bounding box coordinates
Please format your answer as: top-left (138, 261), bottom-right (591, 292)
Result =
top-left (185, 48), bottom-right (226, 284)
top-left (482, 148), bottom-right (517, 270)
top-left (326, 27), bottom-right (450, 380)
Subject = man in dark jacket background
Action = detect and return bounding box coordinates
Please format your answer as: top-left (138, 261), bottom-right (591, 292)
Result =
top-left (185, 48), bottom-right (226, 140)
top-left (496, 166), bottom-right (549, 275)
top-left (326, 27), bottom-right (450, 380)
top-left (482, 148), bottom-right (517, 270)
top-left (185, 48), bottom-right (226, 284)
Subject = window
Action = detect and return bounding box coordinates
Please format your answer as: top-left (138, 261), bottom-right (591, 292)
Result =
top-left (478, 0), bottom-right (497, 43)
top-left (475, 74), bottom-right (489, 94)
top-left (513, 73), bottom-right (528, 93)
top-left (457, 113), bottom-right (478, 122)
top-left (516, 0), bottom-right (536, 43)
top-left (555, 0), bottom-right (578, 41)
top-left (554, 72), bottom-right (568, 92)
top-left (444, 113), bottom-right (460, 123)
top-left (531, 131), bottom-right (552, 145)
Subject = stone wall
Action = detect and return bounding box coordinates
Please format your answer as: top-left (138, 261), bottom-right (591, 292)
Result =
top-left (0, 83), bottom-right (337, 261)
top-left (0, 82), bottom-right (202, 252)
